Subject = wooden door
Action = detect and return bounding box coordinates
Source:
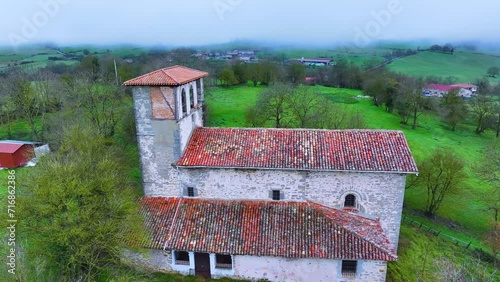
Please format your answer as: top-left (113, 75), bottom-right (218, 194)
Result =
top-left (194, 252), bottom-right (211, 278)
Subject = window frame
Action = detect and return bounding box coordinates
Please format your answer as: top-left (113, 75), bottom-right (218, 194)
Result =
top-left (181, 88), bottom-right (187, 117)
top-left (271, 190), bottom-right (282, 201)
top-left (215, 254), bottom-right (233, 269)
top-left (344, 194), bottom-right (356, 208)
top-left (174, 251), bottom-right (190, 265)
top-left (341, 260), bottom-right (357, 278)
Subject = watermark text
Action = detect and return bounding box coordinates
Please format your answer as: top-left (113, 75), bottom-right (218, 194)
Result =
top-left (6, 170), bottom-right (17, 275)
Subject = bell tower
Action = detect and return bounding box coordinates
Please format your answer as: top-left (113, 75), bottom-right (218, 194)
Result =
top-left (124, 66), bottom-right (208, 196)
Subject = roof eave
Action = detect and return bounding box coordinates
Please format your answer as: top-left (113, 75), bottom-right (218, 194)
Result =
top-left (176, 165), bottom-right (418, 175)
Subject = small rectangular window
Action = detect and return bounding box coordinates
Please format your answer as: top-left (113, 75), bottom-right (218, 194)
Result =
top-left (215, 254), bottom-right (232, 269)
top-left (175, 251), bottom-right (190, 265)
top-left (187, 187), bottom-right (195, 197)
top-left (272, 190), bottom-right (281, 201)
top-left (342, 260), bottom-right (357, 278)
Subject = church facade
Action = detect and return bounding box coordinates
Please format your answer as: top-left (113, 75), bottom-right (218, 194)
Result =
top-left (124, 66), bottom-right (418, 282)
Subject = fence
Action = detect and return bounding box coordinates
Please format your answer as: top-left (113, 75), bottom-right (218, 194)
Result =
top-left (401, 214), bottom-right (499, 261)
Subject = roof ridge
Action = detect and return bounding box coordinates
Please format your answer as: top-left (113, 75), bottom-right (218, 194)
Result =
top-left (196, 127), bottom-right (404, 133)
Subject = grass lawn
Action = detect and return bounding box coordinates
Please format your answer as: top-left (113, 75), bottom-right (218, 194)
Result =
top-left (0, 170), bottom-right (9, 198)
top-left (388, 50), bottom-right (500, 83)
top-left (205, 85), bottom-right (263, 127)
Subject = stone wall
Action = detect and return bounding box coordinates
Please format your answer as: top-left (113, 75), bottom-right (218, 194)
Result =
top-left (180, 168), bottom-right (407, 249)
top-left (133, 83), bottom-right (203, 197)
top-left (233, 256), bottom-right (387, 282)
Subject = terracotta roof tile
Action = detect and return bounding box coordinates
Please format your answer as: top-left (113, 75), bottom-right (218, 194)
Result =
top-left (137, 197), bottom-right (397, 261)
top-left (177, 128), bottom-right (418, 173)
top-left (123, 65), bottom-right (209, 86)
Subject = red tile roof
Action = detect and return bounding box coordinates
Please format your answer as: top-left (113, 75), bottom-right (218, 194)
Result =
top-left (0, 143), bottom-right (24, 154)
top-left (427, 83), bottom-right (456, 92)
top-left (137, 197), bottom-right (397, 261)
top-left (177, 128), bottom-right (418, 173)
top-left (450, 83), bottom-right (477, 89)
top-left (123, 65), bottom-right (209, 86)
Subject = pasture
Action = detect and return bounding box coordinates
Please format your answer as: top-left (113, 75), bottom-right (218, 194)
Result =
top-left (388, 49), bottom-right (500, 83)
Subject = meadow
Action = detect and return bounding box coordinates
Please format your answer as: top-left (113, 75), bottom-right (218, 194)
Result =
top-left (388, 49), bottom-right (500, 83)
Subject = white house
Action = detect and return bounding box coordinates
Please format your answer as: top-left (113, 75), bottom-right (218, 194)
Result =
top-left (123, 66), bottom-right (418, 282)
top-left (424, 83), bottom-right (478, 98)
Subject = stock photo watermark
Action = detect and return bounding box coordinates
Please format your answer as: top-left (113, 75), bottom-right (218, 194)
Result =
top-left (7, 0), bottom-right (71, 49)
top-left (213, 0), bottom-right (243, 21)
top-left (354, 0), bottom-right (412, 47)
top-left (6, 170), bottom-right (17, 275)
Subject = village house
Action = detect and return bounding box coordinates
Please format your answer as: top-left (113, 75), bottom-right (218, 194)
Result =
top-left (123, 66), bottom-right (418, 282)
top-left (290, 57), bottom-right (334, 66)
top-left (424, 83), bottom-right (478, 98)
top-left (0, 140), bottom-right (49, 168)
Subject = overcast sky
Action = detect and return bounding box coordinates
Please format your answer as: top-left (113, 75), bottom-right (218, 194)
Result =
top-left (1, 0), bottom-right (499, 48)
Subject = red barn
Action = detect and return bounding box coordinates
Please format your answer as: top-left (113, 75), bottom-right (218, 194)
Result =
top-left (0, 142), bottom-right (35, 168)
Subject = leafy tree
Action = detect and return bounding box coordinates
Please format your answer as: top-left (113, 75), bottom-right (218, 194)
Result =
top-left (363, 74), bottom-right (398, 111)
top-left (78, 55), bottom-right (101, 82)
top-left (231, 59), bottom-right (247, 84)
top-left (487, 66), bottom-right (499, 78)
top-left (394, 77), bottom-right (428, 129)
top-left (260, 61), bottom-right (284, 85)
top-left (412, 148), bottom-right (467, 217)
top-left (245, 63), bottom-right (263, 87)
top-left (19, 126), bottom-right (143, 281)
top-left (218, 66), bottom-right (239, 87)
top-left (288, 62), bottom-right (305, 84)
top-left (440, 89), bottom-right (468, 131)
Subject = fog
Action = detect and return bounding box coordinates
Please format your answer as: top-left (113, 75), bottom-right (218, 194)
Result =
top-left (2, 0), bottom-right (499, 48)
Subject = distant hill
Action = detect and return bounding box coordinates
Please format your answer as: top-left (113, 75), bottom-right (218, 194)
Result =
top-left (387, 49), bottom-right (500, 83)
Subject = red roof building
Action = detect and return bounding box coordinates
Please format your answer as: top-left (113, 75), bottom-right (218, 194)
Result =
top-left (137, 197), bottom-right (397, 261)
top-left (123, 65), bottom-right (208, 86)
top-left (0, 142), bottom-right (35, 168)
top-left (177, 127), bottom-right (418, 173)
top-left (124, 65), bottom-right (418, 281)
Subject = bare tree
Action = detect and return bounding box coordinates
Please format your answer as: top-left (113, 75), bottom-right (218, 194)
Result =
top-left (0, 98), bottom-right (16, 139)
top-left (4, 71), bottom-right (43, 140)
top-left (394, 77), bottom-right (428, 129)
top-left (431, 256), bottom-right (498, 282)
top-left (71, 74), bottom-right (122, 137)
top-left (477, 140), bottom-right (500, 224)
top-left (287, 86), bottom-right (321, 128)
top-left (440, 89), bottom-right (468, 131)
top-left (469, 94), bottom-right (494, 135)
top-left (251, 83), bottom-right (292, 128)
top-left (416, 148), bottom-right (467, 217)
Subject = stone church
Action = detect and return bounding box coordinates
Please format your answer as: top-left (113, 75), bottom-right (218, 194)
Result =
top-left (123, 65), bottom-right (418, 282)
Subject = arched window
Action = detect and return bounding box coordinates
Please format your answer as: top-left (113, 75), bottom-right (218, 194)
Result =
top-left (189, 85), bottom-right (195, 109)
top-left (344, 194), bottom-right (356, 208)
top-left (181, 89), bottom-right (187, 116)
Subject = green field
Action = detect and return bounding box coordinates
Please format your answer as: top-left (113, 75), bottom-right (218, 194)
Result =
top-left (388, 50), bottom-right (500, 83)
top-left (0, 170), bottom-right (8, 198)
